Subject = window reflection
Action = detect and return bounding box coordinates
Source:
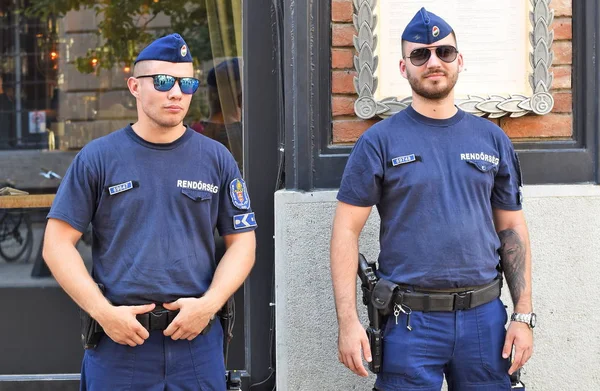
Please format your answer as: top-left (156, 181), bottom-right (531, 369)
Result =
top-left (0, 1), bottom-right (243, 190)
top-left (0, 1), bottom-right (243, 278)
top-left (0, 4), bottom-right (59, 150)
top-left (191, 57), bottom-right (243, 169)
top-left (0, 208), bottom-right (33, 263)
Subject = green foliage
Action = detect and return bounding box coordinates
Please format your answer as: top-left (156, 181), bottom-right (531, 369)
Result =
top-left (25, 0), bottom-right (213, 73)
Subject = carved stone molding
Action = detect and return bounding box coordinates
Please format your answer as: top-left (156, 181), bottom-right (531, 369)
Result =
top-left (352, 0), bottom-right (555, 119)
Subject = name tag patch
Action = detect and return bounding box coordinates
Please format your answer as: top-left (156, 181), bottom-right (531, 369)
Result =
top-left (392, 154), bottom-right (417, 166)
top-left (233, 212), bottom-right (257, 230)
top-left (108, 181), bottom-right (133, 195)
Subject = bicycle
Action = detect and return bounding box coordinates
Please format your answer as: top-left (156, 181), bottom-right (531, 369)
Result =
top-left (0, 179), bottom-right (35, 263)
top-left (0, 209), bottom-right (34, 263)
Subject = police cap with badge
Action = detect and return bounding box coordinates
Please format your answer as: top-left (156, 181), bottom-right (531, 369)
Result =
top-left (134, 33), bottom-right (199, 94)
top-left (135, 33), bottom-right (193, 64)
top-left (402, 7), bottom-right (458, 67)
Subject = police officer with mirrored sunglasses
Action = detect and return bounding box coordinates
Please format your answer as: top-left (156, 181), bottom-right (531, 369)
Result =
top-left (44, 33), bottom-right (257, 390)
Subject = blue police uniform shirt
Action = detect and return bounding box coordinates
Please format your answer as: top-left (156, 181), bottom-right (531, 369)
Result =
top-left (337, 106), bottom-right (522, 289)
top-left (48, 126), bottom-right (257, 304)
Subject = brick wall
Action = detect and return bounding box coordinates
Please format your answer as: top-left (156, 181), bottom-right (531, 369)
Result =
top-left (331, 0), bottom-right (573, 143)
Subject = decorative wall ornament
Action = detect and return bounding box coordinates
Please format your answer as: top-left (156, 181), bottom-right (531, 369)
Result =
top-left (352, 0), bottom-right (555, 119)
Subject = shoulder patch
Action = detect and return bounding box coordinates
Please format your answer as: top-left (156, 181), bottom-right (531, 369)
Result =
top-left (229, 178), bottom-right (250, 210)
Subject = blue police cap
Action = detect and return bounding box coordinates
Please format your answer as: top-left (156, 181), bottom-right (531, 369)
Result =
top-left (134, 33), bottom-right (192, 64)
top-left (207, 58), bottom-right (240, 87)
top-left (402, 7), bottom-right (453, 44)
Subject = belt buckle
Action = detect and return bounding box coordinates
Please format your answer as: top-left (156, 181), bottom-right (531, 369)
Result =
top-left (149, 309), bottom-right (170, 331)
top-left (453, 290), bottom-right (473, 310)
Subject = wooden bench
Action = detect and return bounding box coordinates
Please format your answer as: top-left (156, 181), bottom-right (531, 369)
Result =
top-left (0, 194), bottom-right (55, 209)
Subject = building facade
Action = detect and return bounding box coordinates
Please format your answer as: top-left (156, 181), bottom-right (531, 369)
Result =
top-left (275, 1), bottom-right (600, 390)
top-left (0, 1), bottom-right (598, 390)
top-left (0, 1), bottom-right (278, 389)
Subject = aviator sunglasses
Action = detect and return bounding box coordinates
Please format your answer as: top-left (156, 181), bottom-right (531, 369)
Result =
top-left (136, 74), bottom-right (200, 94)
top-left (405, 45), bottom-right (459, 66)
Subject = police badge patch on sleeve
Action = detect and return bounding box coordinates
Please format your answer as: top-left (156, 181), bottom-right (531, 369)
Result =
top-left (233, 212), bottom-right (257, 230)
top-left (230, 178), bottom-right (250, 210)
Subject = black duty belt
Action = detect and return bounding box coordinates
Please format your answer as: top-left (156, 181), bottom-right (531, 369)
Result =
top-left (90, 305), bottom-right (214, 334)
top-left (137, 306), bottom-right (180, 331)
top-left (393, 278), bottom-right (502, 312)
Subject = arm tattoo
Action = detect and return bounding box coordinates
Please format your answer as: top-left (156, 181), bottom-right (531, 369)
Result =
top-left (498, 229), bottom-right (526, 305)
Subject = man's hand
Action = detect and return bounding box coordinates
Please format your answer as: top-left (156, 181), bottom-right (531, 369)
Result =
top-left (502, 321), bottom-right (533, 375)
top-left (163, 297), bottom-right (215, 340)
top-left (96, 303), bottom-right (155, 347)
top-left (338, 319), bottom-right (372, 377)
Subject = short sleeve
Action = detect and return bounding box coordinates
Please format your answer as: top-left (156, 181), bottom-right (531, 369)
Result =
top-left (47, 152), bottom-right (98, 232)
top-left (216, 152), bottom-right (257, 236)
top-left (337, 135), bottom-right (384, 207)
top-left (491, 135), bottom-right (523, 211)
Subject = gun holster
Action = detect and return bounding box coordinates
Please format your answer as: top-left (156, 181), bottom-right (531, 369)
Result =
top-left (510, 365), bottom-right (526, 389)
top-left (365, 278), bottom-right (399, 374)
top-left (371, 279), bottom-right (398, 316)
top-left (358, 253), bottom-right (384, 373)
top-left (80, 284), bottom-right (105, 349)
top-left (220, 297), bottom-right (235, 356)
top-left (80, 310), bottom-right (101, 349)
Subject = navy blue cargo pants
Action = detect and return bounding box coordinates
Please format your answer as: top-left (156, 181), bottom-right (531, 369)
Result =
top-left (80, 320), bottom-right (225, 390)
top-left (375, 298), bottom-right (512, 391)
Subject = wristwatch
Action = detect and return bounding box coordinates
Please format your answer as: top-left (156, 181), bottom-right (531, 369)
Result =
top-left (510, 312), bottom-right (537, 329)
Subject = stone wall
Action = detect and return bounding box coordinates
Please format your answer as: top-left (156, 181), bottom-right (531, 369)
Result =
top-left (275, 186), bottom-right (600, 390)
top-left (330, 0), bottom-right (573, 143)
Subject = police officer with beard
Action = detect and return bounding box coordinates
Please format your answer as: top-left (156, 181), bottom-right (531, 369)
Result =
top-left (331, 8), bottom-right (534, 391)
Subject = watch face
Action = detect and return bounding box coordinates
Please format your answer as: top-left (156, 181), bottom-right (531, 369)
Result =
top-left (530, 313), bottom-right (537, 328)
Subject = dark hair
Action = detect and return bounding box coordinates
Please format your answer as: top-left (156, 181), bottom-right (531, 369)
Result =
top-left (206, 58), bottom-right (243, 115)
top-left (207, 58), bottom-right (240, 87)
top-left (0, 72), bottom-right (14, 84)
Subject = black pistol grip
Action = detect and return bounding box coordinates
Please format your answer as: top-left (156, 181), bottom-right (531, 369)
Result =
top-left (358, 254), bottom-right (369, 286)
top-left (84, 327), bottom-right (102, 350)
top-left (366, 327), bottom-right (383, 373)
top-left (80, 311), bottom-right (102, 350)
top-left (510, 368), bottom-right (526, 389)
top-left (358, 253), bottom-right (378, 290)
top-left (200, 316), bottom-right (215, 336)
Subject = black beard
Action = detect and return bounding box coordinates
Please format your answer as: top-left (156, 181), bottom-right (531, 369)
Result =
top-left (407, 69), bottom-right (458, 100)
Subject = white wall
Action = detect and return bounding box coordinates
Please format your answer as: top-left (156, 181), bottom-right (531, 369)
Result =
top-left (275, 186), bottom-right (600, 390)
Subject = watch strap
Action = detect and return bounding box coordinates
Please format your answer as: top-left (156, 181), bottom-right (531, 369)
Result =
top-left (511, 312), bottom-right (535, 328)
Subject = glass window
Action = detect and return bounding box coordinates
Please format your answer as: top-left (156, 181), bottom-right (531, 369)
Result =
top-left (1, 0), bottom-right (243, 190)
top-left (0, 0), bottom-right (244, 307)
top-left (1, 0), bottom-right (246, 376)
